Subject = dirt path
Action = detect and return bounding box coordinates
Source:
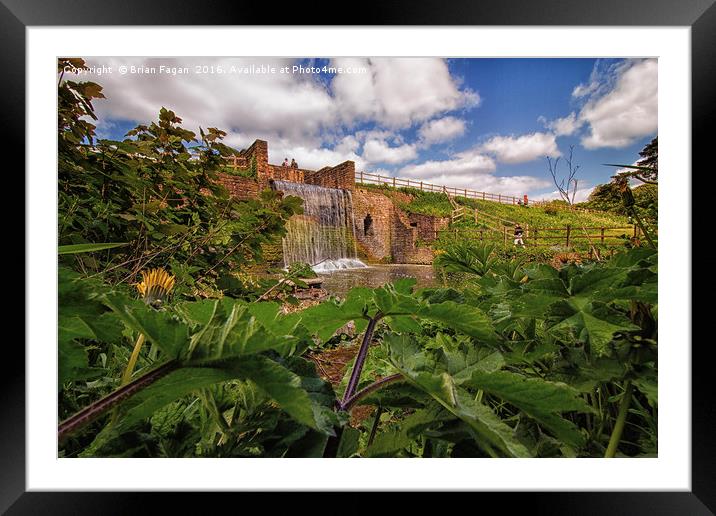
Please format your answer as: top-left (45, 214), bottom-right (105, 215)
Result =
top-left (307, 344), bottom-right (376, 427)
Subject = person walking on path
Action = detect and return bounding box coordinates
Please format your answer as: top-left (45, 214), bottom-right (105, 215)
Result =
top-left (514, 224), bottom-right (525, 247)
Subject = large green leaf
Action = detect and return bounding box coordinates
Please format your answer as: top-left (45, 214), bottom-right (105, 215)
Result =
top-left (183, 299), bottom-right (297, 364)
top-left (114, 356), bottom-right (334, 435)
top-left (365, 428), bottom-right (413, 457)
top-left (568, 267), bottom-right (628, 296)
top-left (548, 299), bottom-right (640, 355)
top-left (114, 367), bottom-right (233, 433)
top-left (372, 282), bottom-right (421, 315)
top-left (418, 301), bottom-right (499, 345)
top-left (225, 355), bottom-right (335, 434)
top-left (58, 339), bottom-right (103, 387)
top-left (103, 294), bottom-right (189, 359)
top-left (58, 268), bottom-right (123, 387)
top-left (295, 288), bottom-right (370, 342)
top-left (336, 427), bottom-right (362, 458)
top-left (464, 370), bottom-right (593, 447)
top-left (386, 334), bottom-right (530, 457)
top-left (58, 314), bottom-right (96, 347)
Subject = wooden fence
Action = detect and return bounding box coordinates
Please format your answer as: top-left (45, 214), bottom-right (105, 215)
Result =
top-left (440, 224), bottom-right (640, 247)
top-left (356, 171), bottom-right (522, 205)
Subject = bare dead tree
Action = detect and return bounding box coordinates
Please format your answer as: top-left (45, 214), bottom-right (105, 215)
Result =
top-left (547, 145), bottom-right (581, 205)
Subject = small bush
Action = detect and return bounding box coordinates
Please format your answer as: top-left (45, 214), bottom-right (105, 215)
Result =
top-left (287, 261), bottom-right (318, 279)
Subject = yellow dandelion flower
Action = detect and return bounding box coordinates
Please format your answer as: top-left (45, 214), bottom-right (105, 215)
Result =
top-left (136, 268), bottom-right (176, 306)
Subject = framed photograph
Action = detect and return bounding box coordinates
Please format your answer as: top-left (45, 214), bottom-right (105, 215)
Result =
top-left (9, 0), bottom-right (710, 512)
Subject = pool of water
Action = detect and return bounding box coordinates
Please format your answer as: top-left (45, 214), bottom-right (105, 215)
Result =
top-left (316, 263), bottom-right (439, 298)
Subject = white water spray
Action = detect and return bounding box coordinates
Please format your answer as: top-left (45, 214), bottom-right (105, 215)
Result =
top-left (271, 180), bottom-right (367, 272)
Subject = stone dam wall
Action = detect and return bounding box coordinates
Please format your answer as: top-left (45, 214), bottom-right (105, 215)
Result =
top-left (216, 139), bottom-right (448, 265)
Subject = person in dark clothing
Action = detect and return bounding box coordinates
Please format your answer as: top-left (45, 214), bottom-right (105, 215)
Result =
top-left (514, 224), bottom-right (525, 246)
top-left (290, 158), bottom-right (298, 168)
top-left (282, 158), bottom-right (289, 167)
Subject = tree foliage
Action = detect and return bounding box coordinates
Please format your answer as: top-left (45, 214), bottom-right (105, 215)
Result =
top-left (58, 58), bottom-right (302, 295)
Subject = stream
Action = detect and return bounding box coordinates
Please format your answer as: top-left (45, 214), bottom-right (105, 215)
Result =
top-left (316, 263), bottom-right (439, 298)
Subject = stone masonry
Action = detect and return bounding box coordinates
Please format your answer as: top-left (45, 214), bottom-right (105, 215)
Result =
top-left (352, 187), bottom-right (448, 264)
top-left (217, 139), bottom-right (447, 264)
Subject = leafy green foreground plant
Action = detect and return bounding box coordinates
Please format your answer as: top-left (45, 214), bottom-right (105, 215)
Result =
top-left (59, 247), bottom-right (656, 458)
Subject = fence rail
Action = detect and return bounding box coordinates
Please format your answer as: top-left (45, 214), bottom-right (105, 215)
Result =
top-left (440, 225), bottom-right (639, 247)
top-left (356, 171), bottom-right (522, 205)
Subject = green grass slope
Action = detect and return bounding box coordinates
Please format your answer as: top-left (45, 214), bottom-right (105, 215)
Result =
top-left (362, 184), bottom-right (630, 230)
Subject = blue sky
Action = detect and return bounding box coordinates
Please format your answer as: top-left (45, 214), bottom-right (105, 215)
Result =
top-left (80, 57), bottom-right (657, 201)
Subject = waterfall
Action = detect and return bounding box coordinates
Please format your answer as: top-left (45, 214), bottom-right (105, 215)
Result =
top-left (271, 180), bottom-right (367, 272)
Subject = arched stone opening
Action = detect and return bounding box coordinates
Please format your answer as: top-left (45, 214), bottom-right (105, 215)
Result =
top-left (363, 214), bottom-right (374, 236)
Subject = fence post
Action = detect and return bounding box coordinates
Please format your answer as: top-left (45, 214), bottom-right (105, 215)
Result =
top-left (393, 177), bottom-right (396, 188)
top-left (482, 192), bottom-right (486, 200)
top-left (600, 227), bottom-right (605, 244)
top-left (498, 194), bottom-right (502, 203)
top-left (360, 171), bottom-right (363, 184)
top-left (420, 181), bottom-right (423, 190)
top-left (565, 225), bottom-right (571, 247)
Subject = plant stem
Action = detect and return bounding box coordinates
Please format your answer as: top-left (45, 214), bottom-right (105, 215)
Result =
top-left (58, 361), bottom-right (178, 442)
top-left (367, 406), bottom-right (384, 447)
top-left (340, 314), bottom-right (382, 408)
top-left (604, 380), bottom-right (633, 458)
top-left (630, 208), bottom-right (656, 249)
top-left (341, 374), bottom-right (403, 411)
top-left (120, 333), bottom-right (146, 385)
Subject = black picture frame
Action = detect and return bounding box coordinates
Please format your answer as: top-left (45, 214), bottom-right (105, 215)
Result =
top-left (7, 1), bottom-right (710, 513)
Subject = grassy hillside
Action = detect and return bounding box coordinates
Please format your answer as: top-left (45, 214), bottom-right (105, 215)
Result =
top-left (454, 197), bottom-right (631, 230)
top-left (362, 183), bottom-right (631, 229)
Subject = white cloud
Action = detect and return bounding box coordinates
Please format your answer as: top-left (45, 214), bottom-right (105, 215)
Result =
top-left (362, 139), bottom-right (417, 164)
top-left (331, 58), bottom-right (479, 128)
top-left (572, 81), bottom-right (599, 99)
top-left (271, 139), bottom-right (366, 171)
top-left (82, 57), bottom-right (338, 148)
top-left (74, 56), bottom-right (483, 174)
top-left (572, 61), bottom-right (606, 99)
top-left (480, 132), bottom-right (561, 164)
top-left (333, 135), bottom-right (361, 155)
top-left (395, 149), bottom-right (550, 195)
top-left (400, 149), bottom-right (495, 178)
top-left (542, 112), bottom-right (583, 137)
top-left (418, 116), bottom-right (466, 144)
top-left (578, 59), bottom-right (658, 149)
